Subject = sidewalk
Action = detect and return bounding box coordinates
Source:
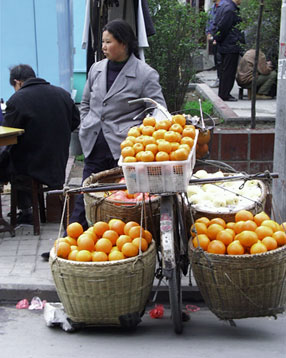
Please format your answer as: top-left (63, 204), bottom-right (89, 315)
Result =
top-left (0, 71), bottom-right (277, 304)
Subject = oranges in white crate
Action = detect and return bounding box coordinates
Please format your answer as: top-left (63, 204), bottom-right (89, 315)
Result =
top-left (121, 114), bottom-right (197, 162)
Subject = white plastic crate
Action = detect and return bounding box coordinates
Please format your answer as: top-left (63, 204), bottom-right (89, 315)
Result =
top-left (119, 130), bottom-right (198, 194)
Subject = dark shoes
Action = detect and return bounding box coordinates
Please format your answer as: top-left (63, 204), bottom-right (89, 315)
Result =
top-left (41, 252), bottom-right (50, 261)
top-left (224, 95), bottom-right (238, 102)
top-left (16, 212), bottom-right (33, 226)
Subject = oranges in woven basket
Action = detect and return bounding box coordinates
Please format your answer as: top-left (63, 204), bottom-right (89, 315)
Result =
top-left (121, 114), bottom-right (197, 162)
top-left (190, 210), bottom-right (286, 255)
top-left (53, 219), bottom-right (153, 262)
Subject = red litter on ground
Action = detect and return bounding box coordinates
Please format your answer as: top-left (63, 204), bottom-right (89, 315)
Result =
top-left (149, 304), bottom-right (165, 319)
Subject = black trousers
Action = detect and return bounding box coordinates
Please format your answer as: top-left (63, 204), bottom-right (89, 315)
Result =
top-left (218, 52), bottom-right (240, 100)
top-left (69, 131), bottom-right (118, 230)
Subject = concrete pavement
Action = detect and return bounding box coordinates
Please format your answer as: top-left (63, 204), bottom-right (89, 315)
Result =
top-left (0, 70), bottom-right (277, 305)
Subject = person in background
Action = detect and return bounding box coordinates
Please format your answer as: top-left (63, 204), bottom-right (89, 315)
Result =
top-left (69, 18), bottom-right (166, 230)
top-left (205, 0), bottom-right (223, 88)
top-left (0, 107), bottom-right (3, 125)
top-left (213, 0), bottom-right (245, 101)
top-left (236, 49), bottom-right (277, 99)
top-left (0, 64), bottom-right (80, 225)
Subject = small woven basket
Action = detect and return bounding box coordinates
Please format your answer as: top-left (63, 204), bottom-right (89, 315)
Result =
top-left (49, 241), bottom-right (156, 326)
top-left (189, 241), bottom-right (286, 320)
top-left (83, 167), bottom-right (160, 235)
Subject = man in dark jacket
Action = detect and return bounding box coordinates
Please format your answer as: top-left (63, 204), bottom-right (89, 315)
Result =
top-left (213, 0), bottom-right (244, 101)
top-left (0, 64), bottom-right (80, 224)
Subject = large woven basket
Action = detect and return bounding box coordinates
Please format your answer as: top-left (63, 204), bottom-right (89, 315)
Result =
top-left (189, 241), bottom-right (286, 320)
top-left (83, 167), bottom-right (160, 236)
top-left (49, 241), bottom-right (156, 326)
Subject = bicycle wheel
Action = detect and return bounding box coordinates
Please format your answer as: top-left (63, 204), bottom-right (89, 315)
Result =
top-left (160, 195), bottom-right (183, 334)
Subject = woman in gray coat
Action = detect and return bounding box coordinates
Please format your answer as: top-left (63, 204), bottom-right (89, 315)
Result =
top-left (70, 19), bottom-right (166, 229)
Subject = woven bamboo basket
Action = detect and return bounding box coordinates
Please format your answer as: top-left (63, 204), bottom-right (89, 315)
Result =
top-left (49, 241), bottom-right (156, 326)
top-left (190, 178), bottom-right (267, 223)
top-left (188, 241), bottom-right (286, 320)
top-left (83, 167), bottom-right (160, 235)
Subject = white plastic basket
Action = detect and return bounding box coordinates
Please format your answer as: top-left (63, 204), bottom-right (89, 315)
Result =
top-left (119, 130), bottom-right (198, 194)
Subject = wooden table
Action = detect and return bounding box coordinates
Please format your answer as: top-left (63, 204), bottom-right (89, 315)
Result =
top-left (0, 126), bottom-right (24, 236)
top-left (0, 126), bottom-right (24, 146)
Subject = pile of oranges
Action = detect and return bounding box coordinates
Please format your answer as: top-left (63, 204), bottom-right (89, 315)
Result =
top-left (191, 210), bottom-right (286, 255)
top-left (120, 114), bottom-right (196, 163)
top-left (54, 219), bottom-right (152, 262)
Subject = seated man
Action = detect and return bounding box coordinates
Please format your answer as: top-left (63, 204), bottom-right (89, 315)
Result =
top-left (236, 49), bottom-right (277, 99)
top-left (0, 64), bottom-right (80, 224)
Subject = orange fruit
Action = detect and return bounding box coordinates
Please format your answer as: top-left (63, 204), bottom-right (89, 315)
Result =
top-left (144, 229), bottom-right (153, 244)
top-left (95, 238), bottom-right (113, 254)
top-left (207, 240), bottom-right (226, 254)
top-left (262, 236), bottom-right (278, 251)
top-left (170, 142), bottom-right (180, 151)
top-left (102, 230), bottom-right (119, 246)
top-left (108, 219), bottom-right (125, 235)
top-left (116, 235), bottom-right (132, 250)
top-left (128, 127), bottom-right (141, 137)
top-left (236, 230), bottom-right (258, 248)
top-left (227, 240), bottom-right (245, 255)
top-left (145, 143), bottom-right (158, 155)
top-left (124, 221), bottom-right (140, 235)
top-left (209, 217), bottom-right (226, 228)
top-left (195, 217), bottom-right (210, 226)
top-left (66, 222), bottom-right (84, 239)
top-left (76, 250), bottom-right (92, 262)
top-left (65, 236), bottom-right (77, 246)
top-left (261, 219), bottom-right (280, 232)
top-left (121, 242), bottom-right (139, 257)
top-left (127, 136), bottom-right (136, 144)
top-left (132, 237), bottom-right (148, 252)
top-left (120, 139), bottom-right (134, 149)
top-left (255, 225), bottom-right (273, 240)
top-left (207, 223), bottom-right (224, 240)
top-left (169, 123), bottom-right (183, 134)
top-left (68, 249), bottom-right (79, 261)
top-left (141, 126), bottom-right (155, 136)
top-left (133, 142), bottom-right (145, 154)
top-left (172, 114), bottom-right (186, 127)
top-left (250, 241), bottom-right (267, 254)
top-left (93, 221), bottom-right (110, 237)
top-left (143, 116), bottom-right (156, 127)
top-left (70, 245), bottom-right (78, 251)
top-left (157, 140), bottom-right (172, 154)
top-left (243, 220), bottom-right (257, 231)
top-left (143, 136), bottom-right (156, 146)
top-left (226, 222), bottom-right (236, 230)
top-left (235, 210), bottom-right (254, 222)
top-left (156, 151), bottom-right (169, 161)
top-left (192, 234), bottom-right (210, 251)
top-left (121, 146), bottom-right (135, 158)
top-left (178, 144), bottom-right (191, 154)
top-left (253, 211), bottom-right (270, 226)
top-left (196, 144), bottom-right (208, 158)
top-left (225, 228), bottom-right (235, 239)
top-left (84, 228), bottom-right (98, 243)
top-left (164, 130), bottom-right (179, 143)
top-left (153, 129), bottom-right (167, 140)
top-left (190, 222), bottom-right (208, 237)
top-left (141, 150), bottom-right (155, 162)
top-left (108, 251), bottom-right (125, 261)
top-left (135, 151), bottom-right (143, 161)
top-left (128, 225), bottom-right (145, 240)
top-left (173, 148), bottom-right (188, 161)
top-left (216, 230), bottom-right (233, 246)
top-left (124, 156), bottom-right (137, 163)
top-left (182, 126), bottom-right (196, 139)
top-left (134, 135), bottom-right (146, 145)
top-left (110, 246), bottom-right (119, 252)
top-left (180, 136), bottom-right (194, 149)
top-left (56, 241), bottom-right (71, 259)
top-left (197, 129), bottom-right (211, 145)
top-left (234, 221), bottom-right (246, 234)
top-left (155, 120), bottom-right (172, 131)
top-left (92, 251), bottom-right (108, 262)
top-left (77, 233), bottom-right (95, 252)
top-left (272, 231), bottom-right (286, 246)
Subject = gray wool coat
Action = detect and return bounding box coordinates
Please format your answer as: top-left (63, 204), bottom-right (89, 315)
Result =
top-left (79, 53), bottom-right (166, 159)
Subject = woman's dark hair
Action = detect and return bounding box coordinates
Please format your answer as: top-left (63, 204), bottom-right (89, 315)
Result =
top-left (9, 64), bottom-right (36, 86)
top-left (103, 19), bottom-right (140, 59)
